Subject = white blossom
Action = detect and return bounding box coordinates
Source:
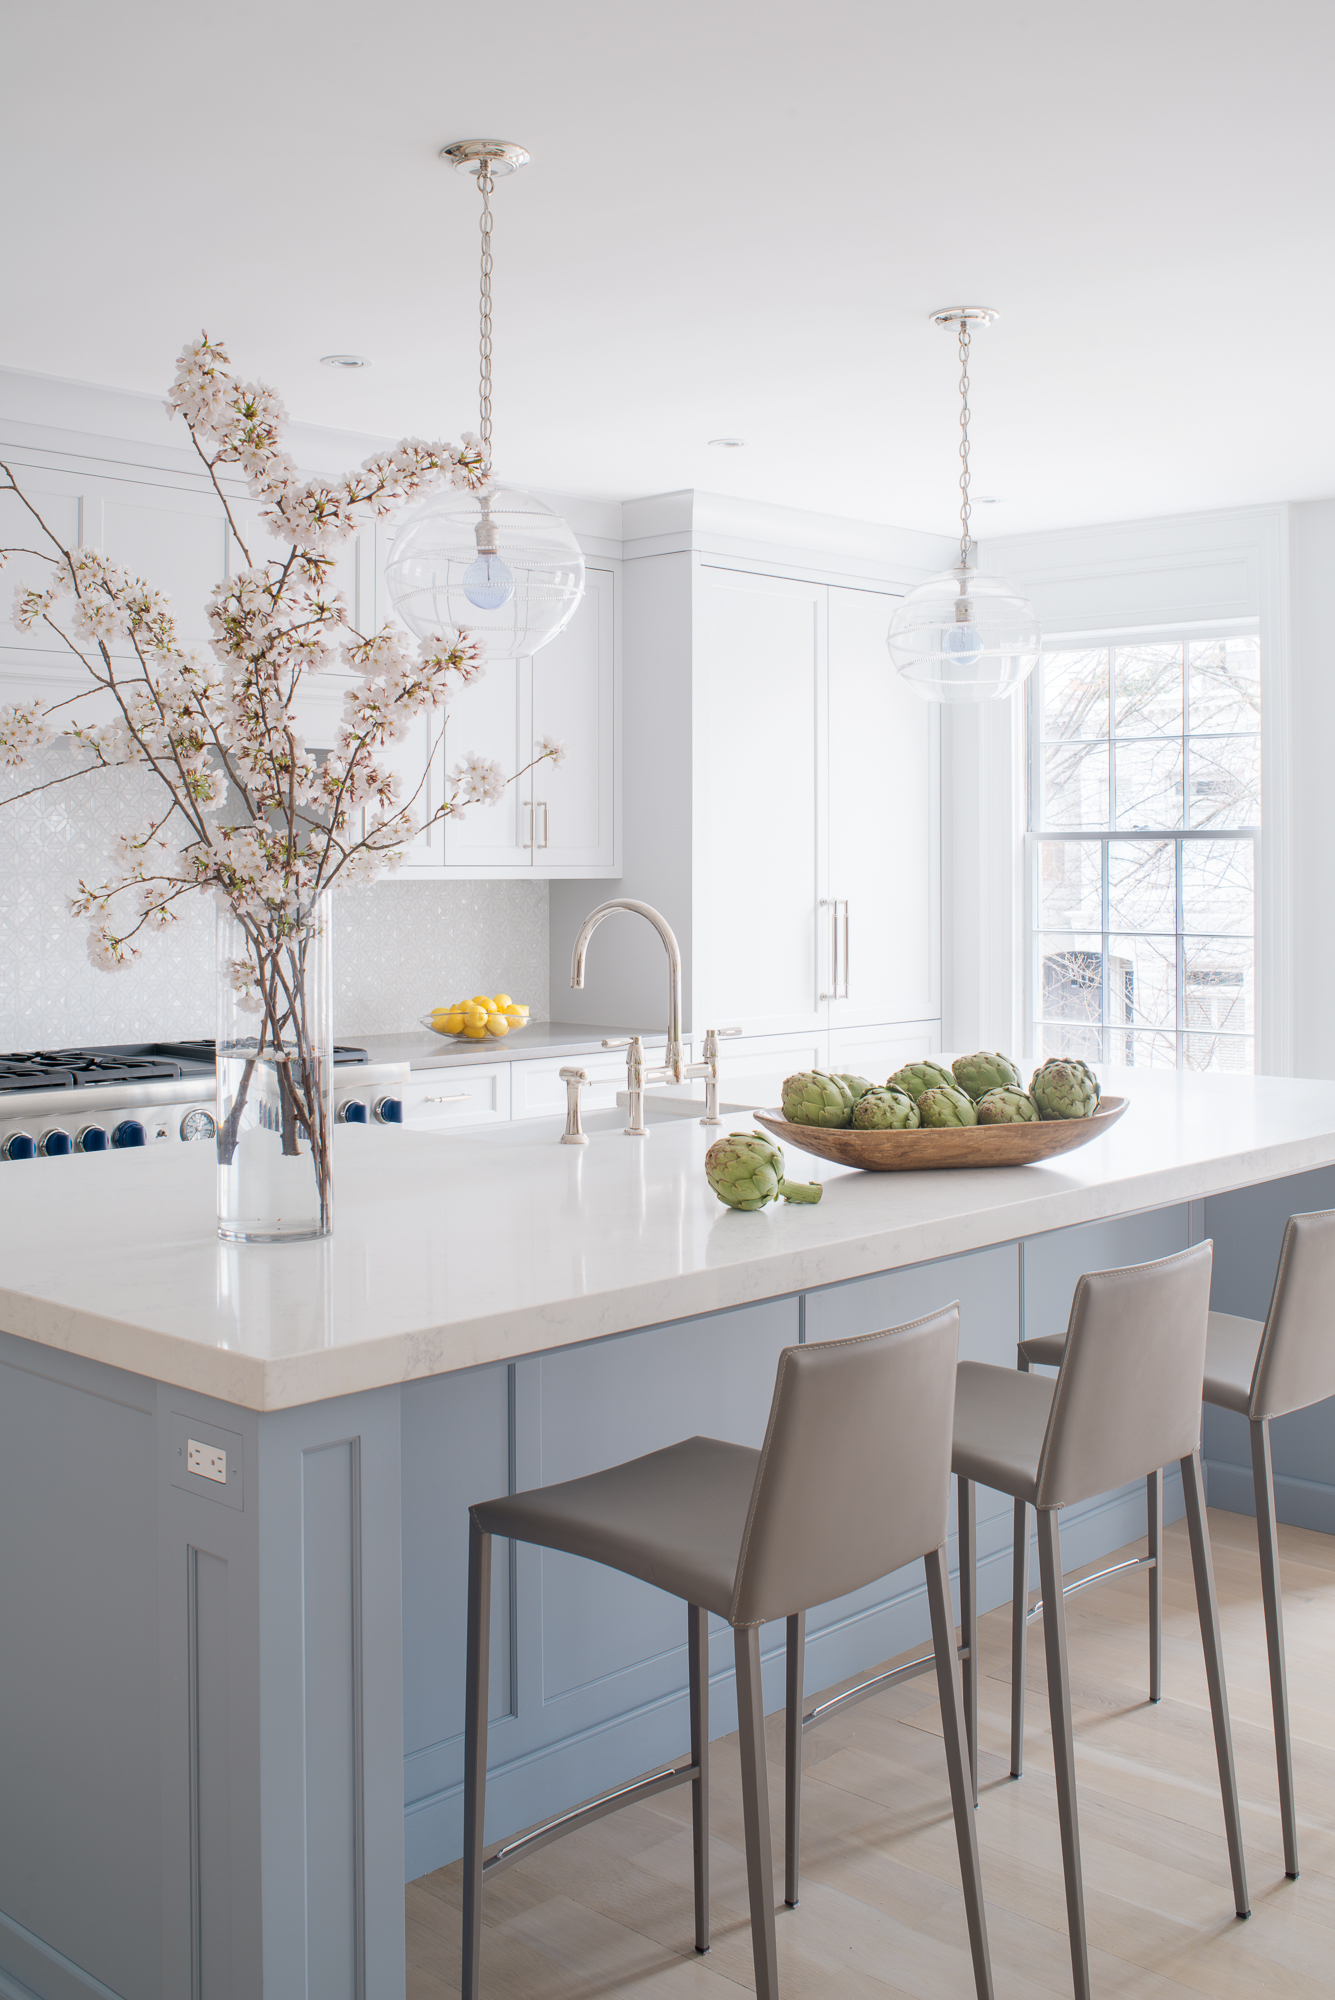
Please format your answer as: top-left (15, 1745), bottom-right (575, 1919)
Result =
top-left (449, 753), bottom-right (507, 806)
top-left (535, 733), bottom-right (568, 767)
top-left (0, 700), bottom-right (54, 766)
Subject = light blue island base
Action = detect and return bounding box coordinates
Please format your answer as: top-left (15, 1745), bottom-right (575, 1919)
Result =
top-left (2, 1175), bottom-right (1332, 2000)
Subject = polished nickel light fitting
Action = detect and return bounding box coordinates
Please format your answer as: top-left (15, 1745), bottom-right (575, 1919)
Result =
top-left (384, 139), bottom-right (585, 662)
top-left (886, 308), bottom-right (1041, 704)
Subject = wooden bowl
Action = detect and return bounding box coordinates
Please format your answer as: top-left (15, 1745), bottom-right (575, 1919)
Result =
top-left (751, 1095), bottom-right (1128, 1171)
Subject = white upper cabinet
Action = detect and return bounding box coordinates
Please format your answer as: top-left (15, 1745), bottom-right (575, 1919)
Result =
top-left (529, 565), bottom-right (616, 874)
top-left (826, 585), bottom-right (939, 1030)
top-left (424, 562), bottom-right (618, 879)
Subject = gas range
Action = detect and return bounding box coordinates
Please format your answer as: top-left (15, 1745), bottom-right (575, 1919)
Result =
top-left (0, 1042), bottom-right (409, 1161)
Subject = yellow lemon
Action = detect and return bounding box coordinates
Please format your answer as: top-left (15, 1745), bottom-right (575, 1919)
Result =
top-left (463, 1021), bottom-right (489, 1039)
top-left (429, 1005), bottom-right (452, 1020)
top-left (486, 1012), bottom-right (510, 1036)
top-left (443, 1012), bottom-right (465, 1035)
top-left (471, 994), bottom-right (493, 1009)
top-left (502, 1005), bottom-right (524, 1023)
top-left (492, 992), bottom-right (512, 1009)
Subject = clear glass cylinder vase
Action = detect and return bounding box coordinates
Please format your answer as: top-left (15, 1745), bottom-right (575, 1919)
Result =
top-left (215, 892), bottom-right (333, 1243)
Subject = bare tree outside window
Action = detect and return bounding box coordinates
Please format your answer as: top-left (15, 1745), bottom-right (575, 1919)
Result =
top-left (1029, 638), bottom-right (1259, 1072)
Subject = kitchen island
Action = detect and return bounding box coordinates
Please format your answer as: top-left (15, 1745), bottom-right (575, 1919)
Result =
top-left (2, 1069), bottom-right (1333, 2000)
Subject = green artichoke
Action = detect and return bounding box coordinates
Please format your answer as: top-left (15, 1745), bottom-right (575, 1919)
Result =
top-left (917, 1085), bottom-right (978, 1128)
top-left (952, 1051), bottom-right (1022, 1101)
top-left (833, 1073), bottom-right (875, 1102)
top-left (851, 1087), bottom-right (920, 1131)
top-left (975, 1087), bottom-right (1040, 1125)
top-left (705, 1132), bottom-right (823, 1210)
top-left (1030, 1062), bottom-right (1100, 1120)
top-left (886, 1061), bottom-right (955, 1103)
top-left (1032, 1055), bottom-right (1101, 1107)
top-left (780, 1071), bottom-right (854, 1128)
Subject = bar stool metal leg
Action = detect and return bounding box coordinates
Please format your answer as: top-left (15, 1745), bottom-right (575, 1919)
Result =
top-left (688, 1604), bottom-right (712, 1947)
top-left (926, 1544), bottom-right (996, 2000)
top-left (1010, 1499), bottom-right (1029, 1778)
top-left (1147, 1469), bottom-right (1163, 1703)
top-left (784, 1611), bottom-right (804, 1907)
top-left (462, 1518), bottom-right (492, 2000)
top-left (1180, 1448), bottom-right (1250, 1917)
top-left (734, 1625), bottom-right (780, 2000)
top-left (1035, 1509), bottom-right (1091, 2000)
top-left (1249, 1417), bottom-right (1299, 1878)
top-left (958, 1473), bottom-right (978, 1805)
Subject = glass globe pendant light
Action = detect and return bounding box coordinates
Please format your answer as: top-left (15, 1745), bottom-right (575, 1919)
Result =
top-left (385, 140), bottom-right (586, 660)
top-left (887, 308), bottom-right (1040, 703)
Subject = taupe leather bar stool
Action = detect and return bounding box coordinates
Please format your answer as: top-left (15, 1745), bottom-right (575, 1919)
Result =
top-left (463, 1307), bottom-right (994, 2000)
top-left (952, 1243), bottom-right (1249, 2000)
top-left (1019, 1207), bottom-right (1335, 1880)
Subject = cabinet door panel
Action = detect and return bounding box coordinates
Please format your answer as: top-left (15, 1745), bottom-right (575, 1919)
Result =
top-left (440, 658), bottom-right (532, 870)
top-left (828, 1021), bottom-right (942, 1085)
top-left (102, 497), bottom-right (228, 646)
top-left (530, 566), bottom-right (616, 873)
top-left (695, 569), bottom-right (826, 1034)
top-left (827, 587), bottom-right (939, 1027)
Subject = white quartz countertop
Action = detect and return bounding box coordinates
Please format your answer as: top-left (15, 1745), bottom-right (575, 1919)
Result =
top-left (3, 1069), bottom-right (1334, 1412)
top-left (351, 1023), bottom-right (671, 1070)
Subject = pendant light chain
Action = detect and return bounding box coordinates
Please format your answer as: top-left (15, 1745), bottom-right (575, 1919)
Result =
top-left (957, 318), bottom-right (972, 569)
top-left (477, 159), bottom-right (495, 472)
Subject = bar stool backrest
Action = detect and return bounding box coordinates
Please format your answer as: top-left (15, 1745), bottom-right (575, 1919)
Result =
top-left (1251, 1208), bottom-right (1335, 1420)
top-left (1035, 1241), bottom-right (1214, 1510)
top-left (728, 1304), bottom-right (960, 1628)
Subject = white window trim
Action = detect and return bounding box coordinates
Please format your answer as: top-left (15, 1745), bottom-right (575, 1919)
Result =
top-left (966, 505), bottom-right (1291, 1076)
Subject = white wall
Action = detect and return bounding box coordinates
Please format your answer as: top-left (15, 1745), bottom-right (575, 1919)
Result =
top-left (1288, 500), bottom-right (1335, 1078)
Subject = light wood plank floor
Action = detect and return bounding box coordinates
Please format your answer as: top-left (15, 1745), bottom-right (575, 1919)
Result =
top-left (408, 1509), bottom-right (1335, 1998)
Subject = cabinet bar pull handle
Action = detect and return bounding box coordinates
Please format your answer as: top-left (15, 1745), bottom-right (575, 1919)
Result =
top-left (841, 899), bottom-right (850, 1000)
top-left (523, 802), bottom-right (534, 849)
top-left (819, 898), bottom-right (839, 1002)
top-left (423, 1092), bottom-right (471, 1105)
top-left (537, 801), bottom-right (549, 849)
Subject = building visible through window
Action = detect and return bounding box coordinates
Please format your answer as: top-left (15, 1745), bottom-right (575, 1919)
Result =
top-left (1029, 638), bottom-right (1259, 1072)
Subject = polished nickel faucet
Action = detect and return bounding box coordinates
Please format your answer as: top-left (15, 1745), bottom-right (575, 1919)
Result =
top-left (570, 899), bottom-right (737, 1134)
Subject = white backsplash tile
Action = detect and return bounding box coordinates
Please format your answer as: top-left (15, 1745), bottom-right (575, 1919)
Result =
top-left (0, 742), bottom-right (549, 1048)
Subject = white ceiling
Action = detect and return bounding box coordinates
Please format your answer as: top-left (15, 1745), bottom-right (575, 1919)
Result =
top-left (4, 0), bottom-right (1333, 537)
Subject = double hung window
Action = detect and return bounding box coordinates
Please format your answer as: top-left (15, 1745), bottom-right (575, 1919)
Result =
top-left (1028, 637), bottom-right (1259, 1072)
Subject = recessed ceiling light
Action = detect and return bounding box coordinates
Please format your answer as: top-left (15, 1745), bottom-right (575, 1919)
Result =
top-left (321, 353), bottom-right (370, 369)
top-left (708, 437), bottom-right (746, 448)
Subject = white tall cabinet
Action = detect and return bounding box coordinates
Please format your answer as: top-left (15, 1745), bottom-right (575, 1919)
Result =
top-left (550, 504), bottom-right (948, 1077)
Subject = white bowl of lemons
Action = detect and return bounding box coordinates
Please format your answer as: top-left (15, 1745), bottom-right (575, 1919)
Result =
top-left (422, 995), bottom-right (531, 1042)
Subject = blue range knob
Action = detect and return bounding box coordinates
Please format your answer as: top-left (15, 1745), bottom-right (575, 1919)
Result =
top-left (39, 1130), bottom-right (73, 1157)
top-left (2, 1132), bottom-right (36, 1161)
top-left (111, 1119), bottom-right (146, 1149)
top-left (77, 1126), bottom-right (109, 1153)
top-left (374, 1096), bottom-right (403, 1124)
top-left (338, 1100), bottom-right (368, 1125)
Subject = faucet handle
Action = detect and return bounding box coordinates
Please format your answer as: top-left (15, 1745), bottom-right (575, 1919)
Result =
top-left (715, 1026), bottom-right (743, 1038)
top-left (558, 1067), bottom-right (590, 1146)
top-left (601, 1038), bottom-right (632, 1050)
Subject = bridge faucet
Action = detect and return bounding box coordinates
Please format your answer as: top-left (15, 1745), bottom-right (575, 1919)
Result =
top-left (571, 900), bottom-right (684, 1085)
top-left (571, 900), bottom-right (739, 1133)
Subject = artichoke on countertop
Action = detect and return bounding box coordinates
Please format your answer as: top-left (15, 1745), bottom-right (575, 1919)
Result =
top-left (952, 1051), bottom-right (1022, 1101)
top-left (886, 1061), bottom-right (955, 1103)
top-left (705, 1132), bottom-right (823, 1210)
top-left (833, 1073), bottom-right (875, 1102)
top-left (781, 1071), bottom-right (854, 1128)
top-left (1030, 1061), bottom-right (1101, 1120)
top-left (1032, 1055), bottom-right (1101, 1107)
top-left (917, 1084), bottom-right (978, 1128)
top-left (851, 1087), bottom-right (920, 1131)
top-left (975, 1086), bottom-right (1040, 1125)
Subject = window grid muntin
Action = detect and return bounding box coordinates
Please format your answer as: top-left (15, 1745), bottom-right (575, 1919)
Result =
top-left (1029, 633), bottom-right (1259, 1073)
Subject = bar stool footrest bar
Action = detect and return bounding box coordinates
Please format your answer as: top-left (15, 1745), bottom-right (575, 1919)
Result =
top-left (481, 1760), bottom-right (700, 1879)
top-left (1026, 1552), bottom-right (1155, 1626)
top-left (802, 1644), bottom-right (968, 1733)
